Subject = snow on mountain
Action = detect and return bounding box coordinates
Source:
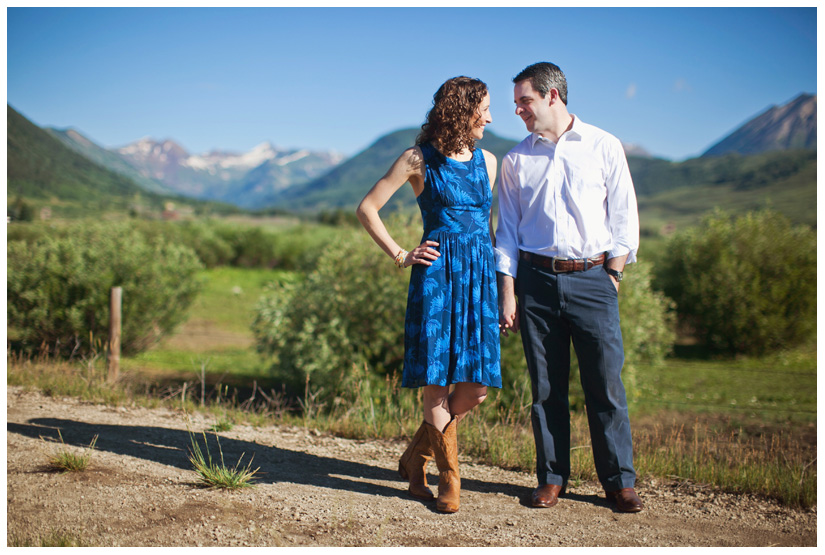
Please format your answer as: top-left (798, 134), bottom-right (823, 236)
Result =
top-left (113, 137), bottom-right (344, 206)
top-left (118, 137), bottom-right (187, 160)
top-left (273, 149), bottom-right (309, 166)
top-left (115, 138), bottom-right (190, 182)
top-left (184, 141), bottom-right (280, 172)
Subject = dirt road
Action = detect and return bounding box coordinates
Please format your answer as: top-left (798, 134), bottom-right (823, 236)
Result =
top-left (6, 386), bottom-right (816, 547)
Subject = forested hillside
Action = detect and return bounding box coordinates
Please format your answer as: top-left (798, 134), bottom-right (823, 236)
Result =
top-left (7, 105), bottom-right (149, 203)
top-left (6, 105), bottom-right (239, 218)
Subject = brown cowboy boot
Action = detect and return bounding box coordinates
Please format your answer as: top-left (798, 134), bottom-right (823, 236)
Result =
top-left (398, 421), bottom-right (435, 500)
top-left (426, 418), bottom-right (460, 513)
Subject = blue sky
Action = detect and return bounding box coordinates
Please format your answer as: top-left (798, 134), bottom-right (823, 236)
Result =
top-left (6, 6), bottom-right (817, 161)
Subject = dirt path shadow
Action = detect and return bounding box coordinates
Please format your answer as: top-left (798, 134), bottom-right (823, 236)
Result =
top-left (8, 417), bottom-right (537, 505)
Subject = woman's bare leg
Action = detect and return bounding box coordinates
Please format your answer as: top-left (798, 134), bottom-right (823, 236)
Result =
top-left (448, 382), bottom-right (488, 422)
top-left (422, 385), bottom-right (452, 431)
top-left (423, 383), bottom-right (487, 431)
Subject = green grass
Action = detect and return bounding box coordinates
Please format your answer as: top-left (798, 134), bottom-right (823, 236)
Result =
top-left (633, 344), bottom-right (817, 424)
top-left (209, 414), bottom-right (235, 432)
top-left (637, 168), bottom-right (817, 232)
top-left (187, 266), bottom-right (297, 334)
top-left (124, 266), bottom-right (297, 378)
top-left (188, 429), bottom-right (259, 489)
top-left (127, 348), bottom-right (265, 377)
top-left (631, 417), bottom-right (816, 508)
top-left (44, 430), bottom-right (99, 472)
top-left (8, 529), bottom-right (93, 547)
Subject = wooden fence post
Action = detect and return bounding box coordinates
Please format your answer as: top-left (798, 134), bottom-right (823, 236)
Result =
top-left (108, 286), bottom-right (122, 383)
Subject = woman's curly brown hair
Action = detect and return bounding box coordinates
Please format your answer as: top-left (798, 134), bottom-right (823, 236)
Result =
top-left (416, 76), bottom-right (488, 156)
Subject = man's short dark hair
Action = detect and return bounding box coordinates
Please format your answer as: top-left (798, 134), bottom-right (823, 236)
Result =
top-left (513, 62), bottom-right (568, 105)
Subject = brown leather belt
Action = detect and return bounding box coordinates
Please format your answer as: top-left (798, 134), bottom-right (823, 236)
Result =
top-left (519, 250), bottom-right (606, 273)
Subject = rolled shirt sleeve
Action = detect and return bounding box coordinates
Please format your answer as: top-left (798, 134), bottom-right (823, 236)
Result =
top-left (604, 138), bottom-right (639, 264)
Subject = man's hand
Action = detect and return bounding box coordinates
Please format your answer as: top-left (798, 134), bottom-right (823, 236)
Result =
top-left (500, 299), bottom-right (519, 337)
top-left (605, 255), bottom-right (627, 294)
top-left (497, 273), bottom-right (519, 337)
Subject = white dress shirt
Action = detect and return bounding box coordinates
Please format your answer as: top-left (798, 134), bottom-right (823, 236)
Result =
top-left (494, 115), bottom-right (639, 278)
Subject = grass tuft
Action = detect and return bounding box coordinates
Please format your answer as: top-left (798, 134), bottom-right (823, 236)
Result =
top-left (8, 529), bottom-right (92, 547)
top-left (187, 428), bottom-right (259, 489)
top-left (44, 430), bottom-right (98, 473)
top-left (209, 414), bottom-right (235, 432)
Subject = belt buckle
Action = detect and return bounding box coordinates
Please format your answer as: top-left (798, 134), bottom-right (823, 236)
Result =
top-left (551, 256), bottom-right (570, 273)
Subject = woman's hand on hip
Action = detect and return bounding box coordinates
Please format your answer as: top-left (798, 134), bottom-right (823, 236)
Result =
top-left (405, 241), bottom-right (440, 267)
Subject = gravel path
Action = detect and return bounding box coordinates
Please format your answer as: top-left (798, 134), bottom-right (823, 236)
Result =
top-left (6, 386), bottom-right (816, 547)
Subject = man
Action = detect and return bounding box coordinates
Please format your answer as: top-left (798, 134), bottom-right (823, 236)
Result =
top-left (495, 62), bottom-right (642, 513)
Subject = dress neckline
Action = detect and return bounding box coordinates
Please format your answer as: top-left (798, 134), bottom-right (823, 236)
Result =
top-left (446, 154), bottom-right (473, 164)
top-left (439, 146), bottom-right (474, 165)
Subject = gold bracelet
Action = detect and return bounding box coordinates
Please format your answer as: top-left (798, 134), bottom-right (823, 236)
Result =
top-left (394, 249), bottom-right (409, 268)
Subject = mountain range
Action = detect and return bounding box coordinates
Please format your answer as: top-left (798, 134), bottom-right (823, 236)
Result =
top-left (7, 92), bottom-right (816, 222)
top-left (51, 132), bottom-right (345, 209)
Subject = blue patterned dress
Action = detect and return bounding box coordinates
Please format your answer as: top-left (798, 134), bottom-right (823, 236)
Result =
top-left (402, 143), bottom-right (502, 388)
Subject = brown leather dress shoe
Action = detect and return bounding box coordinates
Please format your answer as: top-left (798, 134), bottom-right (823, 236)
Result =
top-left (605, 488), bottom-right (643, 512)
top-left (531, 484), bottom-right (564, 508)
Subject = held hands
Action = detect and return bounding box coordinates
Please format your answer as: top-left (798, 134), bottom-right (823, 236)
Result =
top-left (404, 240), bottom-right (440, 267)
top-left (499, 295), bottom-right (519, 337)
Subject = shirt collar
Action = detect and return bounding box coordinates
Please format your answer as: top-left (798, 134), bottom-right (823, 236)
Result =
top-left (530, 114), bottom-right (585, 147)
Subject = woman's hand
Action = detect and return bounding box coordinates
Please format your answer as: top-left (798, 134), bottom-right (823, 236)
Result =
top-left (405, 240), bottom-right (440, 267)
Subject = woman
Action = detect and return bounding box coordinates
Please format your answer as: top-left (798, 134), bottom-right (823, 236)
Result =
top-left (356, 76), bottom-right (501, 513)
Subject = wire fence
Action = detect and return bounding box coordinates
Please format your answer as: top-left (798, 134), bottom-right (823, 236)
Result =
top-left (634, 362), bottom-right (816, 377)
top-left (631, 362), bottom-right (815, 417)
top-left (635, 398), bottom-right (816, 416)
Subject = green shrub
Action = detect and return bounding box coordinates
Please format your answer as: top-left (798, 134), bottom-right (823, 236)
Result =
top-left (253, 214), bottom-right (420, 397)
top-left (5, 220), bottom-right (50, 243)
top-left (171, 220), bottom-right (236, 268)
top-left (7, 218), bottom-right (342, 271)
top-left (265, 224), bottom-right (342, 271)
top-left (7, 221), bottom-right (202, 357)
top-left (654, 209), bottom-right (815, 354)
top-left (148, 219), bottom-right (338, 271)
top-left (8, 196), bottom-right (35, 221)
